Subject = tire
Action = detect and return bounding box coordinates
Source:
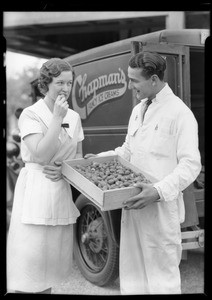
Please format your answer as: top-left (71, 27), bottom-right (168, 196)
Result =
top-left (73, 194), bottom-right (119, 286)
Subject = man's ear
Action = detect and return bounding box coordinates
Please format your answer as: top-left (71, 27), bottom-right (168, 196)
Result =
top-left (151, 74), bottom-right (159, 86)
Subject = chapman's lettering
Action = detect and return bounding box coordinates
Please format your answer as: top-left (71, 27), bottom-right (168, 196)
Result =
top-left (72, 68), bottom-right (127, 119)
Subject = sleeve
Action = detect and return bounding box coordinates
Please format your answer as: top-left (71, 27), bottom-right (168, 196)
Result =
top-left (76, 115), bottom-right (84, 142)
top-left (18, 109), bottom-right (43, 140)
top-left (153, 110), bottom-right (202, 202)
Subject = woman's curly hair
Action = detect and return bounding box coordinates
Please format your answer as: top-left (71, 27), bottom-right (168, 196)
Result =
top-left (38, 58), bottom-right (75, 95)
top-left (129, 51), bottom-right (166, 81)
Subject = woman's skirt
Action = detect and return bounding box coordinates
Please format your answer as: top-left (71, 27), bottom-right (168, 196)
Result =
top-left (7, 164), bottom-right (79, 293)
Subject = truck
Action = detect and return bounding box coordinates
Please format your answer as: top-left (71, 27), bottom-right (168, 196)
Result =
top-left (30, 29), bottom-right (206, 286)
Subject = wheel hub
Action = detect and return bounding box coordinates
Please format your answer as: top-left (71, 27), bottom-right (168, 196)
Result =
top-left (81, 218), bottom-right (104, 253)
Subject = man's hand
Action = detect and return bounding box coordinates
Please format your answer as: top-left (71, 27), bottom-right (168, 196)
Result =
top-left (123, 182), bottom-right (160, 210)
top-left (43, 161), bottom-right (62, 182)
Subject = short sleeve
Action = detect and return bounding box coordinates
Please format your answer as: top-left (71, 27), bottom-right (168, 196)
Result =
top-left (77, 115), bottom-right (84, 142)
top-left (18, 109), bottom-right (43, 139)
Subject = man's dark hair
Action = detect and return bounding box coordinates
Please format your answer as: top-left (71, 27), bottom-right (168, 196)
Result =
top-left (38, 58), bottom-right (75, 95)
top-left (129, 51), bottom-right (166, 81)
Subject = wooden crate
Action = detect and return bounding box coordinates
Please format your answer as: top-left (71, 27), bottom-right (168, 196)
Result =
top-left (62, 155), bottom-right (157, 211)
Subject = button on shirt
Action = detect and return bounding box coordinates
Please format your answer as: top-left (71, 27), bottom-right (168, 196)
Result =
top-left (98, 83), bottom-right (201, 222)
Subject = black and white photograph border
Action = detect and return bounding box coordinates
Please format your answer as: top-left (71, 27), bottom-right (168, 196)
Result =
top-left (4, 10), bottom-right (208, 296)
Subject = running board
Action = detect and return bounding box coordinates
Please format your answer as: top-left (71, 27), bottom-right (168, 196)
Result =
top-left (181, 229), bottom-right (204, 250)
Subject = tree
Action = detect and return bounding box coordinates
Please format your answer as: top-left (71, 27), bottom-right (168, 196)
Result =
top-left (6, 66), bottom-right (40, 136)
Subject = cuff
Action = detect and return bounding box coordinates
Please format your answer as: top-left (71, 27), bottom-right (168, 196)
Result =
top-left (97, 150), bottom-right (116, 157)
top-left (153, 183), bottom-right (165, 201)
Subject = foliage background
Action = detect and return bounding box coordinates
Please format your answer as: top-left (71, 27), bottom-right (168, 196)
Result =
top-left (6, 66), bottom-right (40, 137)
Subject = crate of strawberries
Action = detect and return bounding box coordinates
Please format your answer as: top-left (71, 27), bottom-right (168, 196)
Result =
top-left (62, 155), bottom-right (156, 211)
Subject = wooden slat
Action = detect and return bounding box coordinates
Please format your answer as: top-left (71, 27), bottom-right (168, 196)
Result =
top-left (181, 229), bottom-right (204, 239)
top-left (182, 242), bottom-right (201, 250)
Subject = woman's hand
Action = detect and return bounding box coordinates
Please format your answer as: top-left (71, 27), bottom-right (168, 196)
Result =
top-left (43, 161), bottom-right (62, 182)
top-left (53, 95), bottom-right (69, 120)
top-left (123, 182), bottom-right (160, 209)
top-left (84, 153), bottom-right (97, 159)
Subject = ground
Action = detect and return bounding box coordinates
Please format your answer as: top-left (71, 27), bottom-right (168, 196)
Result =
top-left (52, 250), bottom-right (204, 295)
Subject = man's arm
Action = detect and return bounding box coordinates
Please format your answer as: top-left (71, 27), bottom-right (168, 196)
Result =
top-left (153, 111), bottom-right (201, 202)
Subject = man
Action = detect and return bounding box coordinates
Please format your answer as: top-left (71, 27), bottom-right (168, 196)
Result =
top-left (86, 51), bottom-right (202, 294)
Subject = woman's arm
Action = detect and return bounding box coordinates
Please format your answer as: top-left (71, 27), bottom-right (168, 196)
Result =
top-left (23, 96), bottom-right (68, 163)
top-left (42, 142), bottom-right (83, 181)
top-left (75, 141), bottom-right (83, 159)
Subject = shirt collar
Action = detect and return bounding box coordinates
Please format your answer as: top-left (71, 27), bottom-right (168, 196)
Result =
top-left (152, 83), bottom-right (173, 104)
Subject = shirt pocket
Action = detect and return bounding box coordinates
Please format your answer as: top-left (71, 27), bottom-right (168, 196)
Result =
top-left (150, 117), bottom-right (176, 158)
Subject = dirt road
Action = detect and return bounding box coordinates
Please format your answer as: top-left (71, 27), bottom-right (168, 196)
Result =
top-left (52, 250), bottom-right (204, 295)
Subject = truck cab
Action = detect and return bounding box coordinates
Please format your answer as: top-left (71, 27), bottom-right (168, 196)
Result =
top-left (32, 29), bottom-right (207, 286)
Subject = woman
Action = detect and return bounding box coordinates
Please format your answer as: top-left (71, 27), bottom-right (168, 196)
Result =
top-left (7, 58), bottom-right (84, 294)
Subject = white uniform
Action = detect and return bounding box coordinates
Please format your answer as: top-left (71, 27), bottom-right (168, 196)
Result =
top-left (99, 84), bottom-right (201, 294)
top-left (7, 99), bottom-right (84, 292)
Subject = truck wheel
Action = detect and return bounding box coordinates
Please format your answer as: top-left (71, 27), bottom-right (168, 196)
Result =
top-left (73, 194), bottom-right (119, 286)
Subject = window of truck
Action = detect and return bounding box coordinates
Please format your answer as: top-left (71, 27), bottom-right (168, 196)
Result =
top-left (131, 41), bottom-right (190, 105)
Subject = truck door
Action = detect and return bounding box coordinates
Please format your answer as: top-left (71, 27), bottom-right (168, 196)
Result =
top-left (131, 41), bottom-right (200, 229)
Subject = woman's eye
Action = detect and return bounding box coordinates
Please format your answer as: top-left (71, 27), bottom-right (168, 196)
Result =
top-left (56, 81), bottom-right (72, 87)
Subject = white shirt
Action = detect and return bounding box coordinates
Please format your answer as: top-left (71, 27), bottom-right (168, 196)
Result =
top-left (99, 83), bottom-right (201, 222)
top-left (19, 99), bottom-right (84, 165)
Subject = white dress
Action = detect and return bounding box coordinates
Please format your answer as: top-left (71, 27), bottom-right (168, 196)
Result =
top-left (7, 99), bottom-right (84, 292)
